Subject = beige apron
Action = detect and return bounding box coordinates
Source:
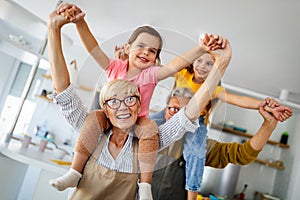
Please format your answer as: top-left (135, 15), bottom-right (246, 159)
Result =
top-left (70, 133), bottom-right (139, 200)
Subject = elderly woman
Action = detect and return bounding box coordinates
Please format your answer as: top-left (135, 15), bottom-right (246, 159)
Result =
top-left (69, 79), bottom-right (142, 199)
top-left (47, 6), bottom-right (232, 200)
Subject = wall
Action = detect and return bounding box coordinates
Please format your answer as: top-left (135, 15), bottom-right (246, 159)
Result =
top-left (283, 114), bottom-right (300, 200)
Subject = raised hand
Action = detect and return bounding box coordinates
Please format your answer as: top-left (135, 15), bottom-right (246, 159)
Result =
top-left (271, 105), bottom-right (293, 122)
top-left (48, 8), bottom-right (69, 28)
top-left (209, 39), bottom-right (232, 68)
top-left (114, 45), bottom-right (128, 60)
top-left (258, 100), bottom-right (278, 129)
top-left (57, 3), bottom-right (85, 23)
top-left (200, 33), bottom-right (227, 51)
top-left (264, 97), bottom-right (280, 108)
top-left (262, 98), bottom-right (293, 122)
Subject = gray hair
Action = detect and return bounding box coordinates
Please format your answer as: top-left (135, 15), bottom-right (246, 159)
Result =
top-left (166, 87), bottom-right (194, 104)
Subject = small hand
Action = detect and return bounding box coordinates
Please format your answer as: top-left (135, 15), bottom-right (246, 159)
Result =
top-left (114, 44), bottom-right (128, 60)
top-left (57, 3), bottom-right (85, 23)
top-left (264, 97), bottom-right (280, 108)
top-left (200, 33), bottom-right (227, 51)
top-left (271, 106), bottom-right (293, 122)
top-left (209, 39), bottom-right (232, 67)
top-left (262, 98), bottom-right (293, 122)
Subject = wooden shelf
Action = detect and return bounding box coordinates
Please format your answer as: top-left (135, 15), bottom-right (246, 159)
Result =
top-left (77, 85), bottom-right (93, 92)
top-left (35, 95), bottom-right (53, 103)
top-left (210, 124), bottom-right (289, 149)
top-left (255, 159), bottom-right (285, 170)
top-left (41, 74), bottom-right (52, 79)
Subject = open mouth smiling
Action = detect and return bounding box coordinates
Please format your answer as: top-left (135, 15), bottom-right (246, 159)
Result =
top-left (137, 56), bottom-right (149, 63)
top-left (197, 69), bottom-right (207, 75)
top-left (116, 114), bottom-right (132, 119)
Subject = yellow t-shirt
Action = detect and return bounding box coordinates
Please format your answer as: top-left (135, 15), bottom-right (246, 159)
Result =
top-left (175, 68), bottom-right (225, 115)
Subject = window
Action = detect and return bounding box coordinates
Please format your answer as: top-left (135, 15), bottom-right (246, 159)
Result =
top-left (0, 61), bottom-right (46, 137)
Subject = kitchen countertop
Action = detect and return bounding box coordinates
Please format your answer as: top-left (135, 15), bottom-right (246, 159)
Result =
top-left (0, 137), bottom-right (70, 174)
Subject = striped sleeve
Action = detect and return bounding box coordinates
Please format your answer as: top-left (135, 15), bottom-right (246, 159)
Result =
top-left (52, 84), bottom-right (88, 132)
top-left (158, 108), bottom-right (199, 150)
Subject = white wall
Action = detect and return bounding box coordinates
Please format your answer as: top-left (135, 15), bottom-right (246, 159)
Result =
top-left (284, 114), bottom-right (300, 200)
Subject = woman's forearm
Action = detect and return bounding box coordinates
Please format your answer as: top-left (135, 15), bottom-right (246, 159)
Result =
top-left (158, 45), bottom-right (206, 80)
top-left (48, 22), bottom-right (70, 93)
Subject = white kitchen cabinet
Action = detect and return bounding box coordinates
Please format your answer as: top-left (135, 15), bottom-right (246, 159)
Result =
top-left (0, 138), bottom-right (70, 200)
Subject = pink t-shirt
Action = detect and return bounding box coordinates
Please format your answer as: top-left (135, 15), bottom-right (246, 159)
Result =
top-left (105, 59), bottom-right (160, 117)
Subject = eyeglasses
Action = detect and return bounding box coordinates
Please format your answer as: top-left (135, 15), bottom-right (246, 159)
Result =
top-left (104, 95), bottom-right (140, 110)
top-left (167, 106), bottom-right (180, 114)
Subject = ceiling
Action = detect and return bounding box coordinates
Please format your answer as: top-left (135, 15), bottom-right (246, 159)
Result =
top-left (2, 0), bottom-right (300, 108)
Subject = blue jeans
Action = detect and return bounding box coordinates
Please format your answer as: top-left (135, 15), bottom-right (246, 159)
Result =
top-left (183, 117), bottom-right (207, 192)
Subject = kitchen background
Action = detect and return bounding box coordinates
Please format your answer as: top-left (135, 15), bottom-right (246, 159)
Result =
top-left (0, 0), bottom-right (300, 199)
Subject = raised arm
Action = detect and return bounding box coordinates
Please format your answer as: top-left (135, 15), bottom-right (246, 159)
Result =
top-left (249, 100), bottom-right (279, 150)
top-left (157, 34), bottom-right (227, 81)
top-left (217, 91), bottom-right (293, 122)
top-left (48, 9), bottom-right (88, 131)
top-left (205, 100), bottom-right (279, 168)
top-left (48, 9), bottom-right (71, 93)
top-left (218, 91), bottom-right (262, 109)
top-left (184, 41), bottom-right (232, 121)
top-left (205, 139), bottom-right (258, 168)
top-left (57, 3), bottom-right (110, 69)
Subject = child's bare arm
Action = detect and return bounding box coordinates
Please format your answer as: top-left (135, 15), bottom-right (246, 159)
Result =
top-left (218, 91), bottom-right (262, 109)
top-left (157, 33), bottom-right (227, 81)
top-left (58, 3), bottom-right (110, 70)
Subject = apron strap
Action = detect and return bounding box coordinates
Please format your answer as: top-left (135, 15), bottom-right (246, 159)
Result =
top-left (132, 136), bottom-right (138, 173)
top-left (92, 131), bottom-right (109, 159)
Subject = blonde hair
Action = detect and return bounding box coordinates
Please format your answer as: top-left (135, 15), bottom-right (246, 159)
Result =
top-left (99, 80), bottom-right (141, 108)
